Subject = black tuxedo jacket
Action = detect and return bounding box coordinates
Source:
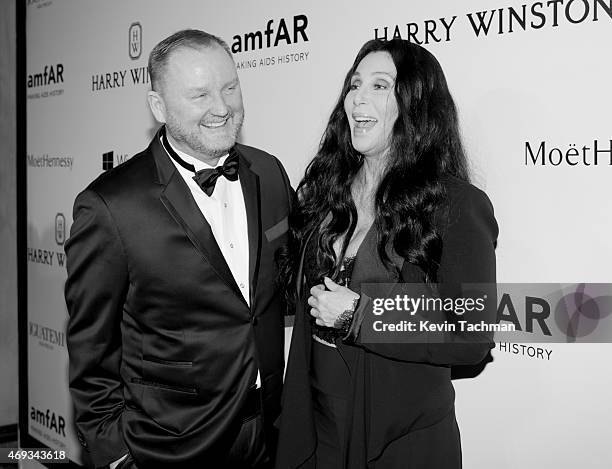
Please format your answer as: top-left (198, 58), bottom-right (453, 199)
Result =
top-left (276, 177), bottom-right (498, 469)
top-left (65, 128), bottom-right (292, 468)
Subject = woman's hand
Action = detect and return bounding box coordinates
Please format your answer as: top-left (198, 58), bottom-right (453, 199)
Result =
top-left (308, 277), bottom-right (360, 328)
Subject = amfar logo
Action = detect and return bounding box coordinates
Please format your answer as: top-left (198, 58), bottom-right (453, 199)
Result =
top-left (102, 150), bottom-right (130, 171)
top-left (233, 15), bottom-right (311, 70)
top-left (55, 213), bottom-right (65, 246)
top-left (231, 14), bottom-right (309, 53)
top-left (27, 64), bottom-right (64, 88)
top-left (29, 321), bottom-right (66, 350)
top-left (30, 406), bottom-right (66, 437)
top-left (129, 22), bottom-right (142, 60)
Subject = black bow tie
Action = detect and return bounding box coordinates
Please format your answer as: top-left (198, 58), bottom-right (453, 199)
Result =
top-left (160, 128), bottom-right (240, 196)
top-left (193, 153), bottom-right (239, 196)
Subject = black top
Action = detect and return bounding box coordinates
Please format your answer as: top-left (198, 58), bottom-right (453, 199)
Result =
top-left (277, 176), bottom-right (499, 469)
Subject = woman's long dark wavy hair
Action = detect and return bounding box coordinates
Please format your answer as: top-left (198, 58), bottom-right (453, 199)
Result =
top-left (282, 39), bottom-right (469, 306)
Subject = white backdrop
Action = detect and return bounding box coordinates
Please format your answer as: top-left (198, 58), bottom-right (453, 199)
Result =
top-left (25, 0), bottom-right (612, 467)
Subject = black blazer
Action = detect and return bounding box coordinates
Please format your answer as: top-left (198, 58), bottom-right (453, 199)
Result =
top-left (65, 128), bottom-right (292, 468)
top-left (276, 177), bottom-right (498, 469)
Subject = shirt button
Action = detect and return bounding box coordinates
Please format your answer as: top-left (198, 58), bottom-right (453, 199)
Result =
top-left (240, 283), bottom-right (245, 288)
top-left (230, 243), bottom-right (234, 248)
top-left (224, 203), bottom-right (228, 208)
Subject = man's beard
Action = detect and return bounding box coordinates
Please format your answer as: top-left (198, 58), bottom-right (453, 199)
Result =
top-left (165, 111), bottom-right (244, 159)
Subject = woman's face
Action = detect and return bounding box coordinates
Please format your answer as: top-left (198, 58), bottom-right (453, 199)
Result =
top-left (344, 51), bottom-right (399, 160)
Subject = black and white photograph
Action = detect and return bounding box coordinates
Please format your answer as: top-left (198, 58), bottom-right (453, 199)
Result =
top-left (1, 0), bottom-right (611, 468)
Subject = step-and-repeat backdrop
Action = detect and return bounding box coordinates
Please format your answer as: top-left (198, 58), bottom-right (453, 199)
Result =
top-left (25, 0), bottom-right (611, 467)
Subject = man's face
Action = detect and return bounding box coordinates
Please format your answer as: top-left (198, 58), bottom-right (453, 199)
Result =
top-left (151, 45), bottom-right (244, 162)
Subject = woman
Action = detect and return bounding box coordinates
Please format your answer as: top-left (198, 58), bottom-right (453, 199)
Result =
top-left (276, 39), bottom-right (498, 469)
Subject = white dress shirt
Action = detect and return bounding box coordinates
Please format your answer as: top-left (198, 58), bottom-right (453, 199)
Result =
top-left (167, 141), bottom-right (251, 306)
top-left (165, 139), bottom-right (261, 387)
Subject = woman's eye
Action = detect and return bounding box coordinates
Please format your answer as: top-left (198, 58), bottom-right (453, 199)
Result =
top-left (349, 82), bottom-right (360, 91)
top-left (374, 82), bottom-right (388, 90)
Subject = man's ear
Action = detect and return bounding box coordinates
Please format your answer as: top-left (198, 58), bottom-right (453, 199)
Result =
top-left (147, 90), bottom-right (166, 124)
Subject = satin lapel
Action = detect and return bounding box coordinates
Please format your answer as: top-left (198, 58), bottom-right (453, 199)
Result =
top-left (155, 137), bottom-right (241, 296)
top-left (235, 148), bottom-right (261, 307)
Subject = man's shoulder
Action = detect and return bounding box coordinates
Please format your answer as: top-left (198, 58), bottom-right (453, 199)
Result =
top-left (86, 147), bottom-right (154, 198)
top-left (235, 143), bottom-right (285, 175)
top-left (235, 142), bottom-right (275, 159)
top-left (235, 143), bottom-right (292, 208)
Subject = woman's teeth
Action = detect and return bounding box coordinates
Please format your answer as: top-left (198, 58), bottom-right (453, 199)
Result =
top-left (354, 116), bottom-right (377, 129)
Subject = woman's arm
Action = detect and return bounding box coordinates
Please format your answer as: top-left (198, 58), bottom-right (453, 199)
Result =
top-left (343, 182), bottom-right (499, 365)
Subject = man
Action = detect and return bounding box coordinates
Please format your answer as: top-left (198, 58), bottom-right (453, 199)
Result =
top-left (65, 30), bottom-right (292, 468)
